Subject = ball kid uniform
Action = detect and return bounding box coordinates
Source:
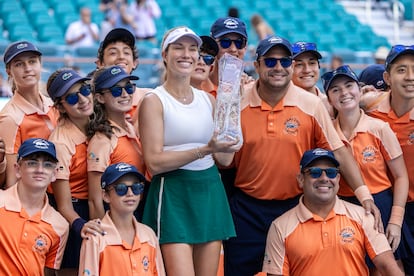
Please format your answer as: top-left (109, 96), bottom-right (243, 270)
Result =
top-left (79, 211), bottom-right (165, 276)
top-left (368, 92), bottom-right (414, 273)
top-left (224, 81), bottom-right (344, 275)
top-left (262, 197), bottom-right (391, 276)
top-left (87, 120), bottom-right (145, 174)
top-left (0, 185), bottom-right (69, 274)
top-left (0, 93), bottom-right (57, 154)
top-left (48, 119), bottom-right (90, 268)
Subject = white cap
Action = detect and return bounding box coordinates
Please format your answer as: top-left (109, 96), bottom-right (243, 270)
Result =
top-left (375, 46), bottom-right (389, 60)
top-left (162, 27), bottom-right (202, 52)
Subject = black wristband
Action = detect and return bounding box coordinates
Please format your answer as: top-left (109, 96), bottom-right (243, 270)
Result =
top-left (72, 217), bottom-right (87, 236)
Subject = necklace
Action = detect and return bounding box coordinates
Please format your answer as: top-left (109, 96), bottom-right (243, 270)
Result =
top-left (164, 85), bottom-right (193, 103)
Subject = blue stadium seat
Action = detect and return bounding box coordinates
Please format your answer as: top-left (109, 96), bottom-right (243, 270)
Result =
top-left (74, 45), bottom-right (99, 58)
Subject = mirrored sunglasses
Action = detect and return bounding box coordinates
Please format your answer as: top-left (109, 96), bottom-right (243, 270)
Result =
top-left (262, 57), bottom-right (292, 68)
top-left (199, 54), bottom-right (215, 65)
top-left (218, 38), bottom-right (246, 49)
top-left (104, 83), bottom-right (136, 97)
top-left (292, 42), bottom-right (317, 55)
top-left (64, 85), bottom-right (91, 105)
top-left (108, 182), bottom-right (145, 196)
top-left (303, 167), bottom-right (339, 179)
top-left (390, 44), bottom-right (414, 53)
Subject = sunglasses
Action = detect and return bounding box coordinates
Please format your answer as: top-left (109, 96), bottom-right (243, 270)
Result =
top-left (303, 167), bottom-right (339, 179)
top-left (218, 38), bottom-right (246, 49)
top-left (321, 65), bottom-right (358, 88)
top-left (64, 85), bottom-right (91, 105)
top-left (390, 44), bottom-right (414, 53)
top-left (199, 54), bottom-right (215, 65)
top-left (108, 182), bottom-right (145, 196)
top-left (103, 83), bottom-right (136, 97)
top-left (292, 42), bottom-right (318, 55)
top-left (262, 57), bottom-right (292, 68)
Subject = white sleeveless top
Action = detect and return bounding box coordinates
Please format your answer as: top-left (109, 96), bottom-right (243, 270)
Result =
top-left (150, 85), bottom-right (214, 170)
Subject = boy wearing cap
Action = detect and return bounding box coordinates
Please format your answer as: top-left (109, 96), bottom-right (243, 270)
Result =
top-left (0, 138), bottom-right (69, 275)
top-left (291, 41), bottom-right (334, 117)
top-left (367, 45), bottom-right (414, 274)
top-left (96, 28), bottom-right (152, 124)
top-left (262, 148), bottom-right (403, 276)
top-left (359, 64), bottom-right (390, 112)
top-left (223, 36), bottom-right (381, 275)
top-left (79, 162), bottom-right (165, 276)
top-left (0, 41), bottom-right (58, 189)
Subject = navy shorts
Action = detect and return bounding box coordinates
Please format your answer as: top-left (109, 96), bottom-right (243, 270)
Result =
top-left (403, 202), bottom-right (414, 274)
top-left (223, 189), bottom-right (300, 276)
top-left (48, 194), bottom-right (89, 268)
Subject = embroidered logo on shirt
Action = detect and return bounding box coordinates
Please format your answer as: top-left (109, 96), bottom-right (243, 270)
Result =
top-left (284, 117), bottom-right (300, 135)
top-left (88, 152), bottom-right (99, 163)
top-left (142, 255), bottom-right (149, 271)
top-left (361, 145), bottom-right (378, 163)
top-left (82, 269), bottom-right (91, 275)
top-left (339, 226), bottom-right (355, 244)
top-left (33, 234), bottom-right (48, 254)
top-left (408, 130), bottom-right (414, 145)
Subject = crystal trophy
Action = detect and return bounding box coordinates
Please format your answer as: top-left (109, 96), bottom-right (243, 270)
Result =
top-left (213, 53), bottom-right (244, 147)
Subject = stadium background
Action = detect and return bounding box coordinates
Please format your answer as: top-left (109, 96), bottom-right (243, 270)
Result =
top-left (0, 0), bottom-right (412, 92)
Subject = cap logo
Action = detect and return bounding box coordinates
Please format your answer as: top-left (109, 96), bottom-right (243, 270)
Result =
top-left (223, 18), bottom-right (239, 29)
top-left (268, 37), bottom-right (283, 44)
top-left (16, 43), bottom-right (29, 50)
top-left (376, 80), bottom-right (384, 87)
top-left (312, 148), bottom-right (329, 156)
top-left (111, 67), bottom-right (122, 75)
top-left (32, 138), bottom-right (50, 150)
top-left (62, 72), bottom-right (73, 81)
top-left (115, 163), bottom-right (133, 172)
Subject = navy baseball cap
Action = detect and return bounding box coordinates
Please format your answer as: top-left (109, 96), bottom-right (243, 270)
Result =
top-left (4, 41), bottom-right (42, 65)
top-left (358, 64), bottom-right (386, 90)
top-left (99, 28), bottom-right (135, 54)
top-left (200, 35), bottom-right (219, 56)
top-left (94, 65), bottom-right (139, 91)
top-left (210, 17), bottom-right (248, 39)
top-left (385, 44), bottom-right (414, 70)
top-left (101, 162), bottom-right (146, 189)
top-left (321, 65), bottom-right (359, 92)
top-left (292, 42), bottom-right (322, 59)
top-left (300, 148), bottom-right (339, 170)
top-left (17, 138), bottom-right (58, 162)
top-left (47, 69), bottom-right (90, 101)
top-left (256, 36), bottom-right (292, 60)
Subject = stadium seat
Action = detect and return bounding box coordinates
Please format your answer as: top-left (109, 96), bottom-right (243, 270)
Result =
top-left (9, 25), bottom-right (36, 42)
top-left (0, 1), bottom-right (21, 17)
top-left (37, 25), bottom-right (65, 44)
top-left (74, 46), bottom-right (100, 58)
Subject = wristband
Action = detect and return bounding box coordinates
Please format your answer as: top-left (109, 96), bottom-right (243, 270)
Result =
top-left (72, 217), bottom-right (87, 236)
top-left (354, 185), bottom-right (373, 204)
top-left (0, 158), bottom-right (6, 174)
top-left (389, 205), bottom-right (405, 227)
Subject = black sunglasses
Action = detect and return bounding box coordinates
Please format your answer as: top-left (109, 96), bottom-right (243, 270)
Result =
top-left (103, 83), bottom-right (136, 97)
top-left (262, 57), bottom-right (292, 68)
top-left (108, 182), bottom-right (145, 196)
top-left (303, 167), bottom-right (339, 179)
top-left (218, 38), bottom-right (246, 49)
top-left (199, 54), bottom-right (215, 65)
top-left (63, 85), bottom-right (91, 105)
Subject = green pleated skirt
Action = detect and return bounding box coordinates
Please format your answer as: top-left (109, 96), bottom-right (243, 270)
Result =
top-left (142, 165), bottom-right (236, 244)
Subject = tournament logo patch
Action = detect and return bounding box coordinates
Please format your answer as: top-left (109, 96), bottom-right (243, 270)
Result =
top-left (87, 152), bottom-right (99, 163)
top-left (361, 145), bottom-right (378, 163)
top-left (284, 117), bottom-right (300, 135)
top-left (32, 234), bottom-right (48, 254)
top-left (407, 130), bottom-right (414, 145)
top-left (339, 226), bottom-right (355, 244)
top-left (142, 255), bottom-right (149, 271)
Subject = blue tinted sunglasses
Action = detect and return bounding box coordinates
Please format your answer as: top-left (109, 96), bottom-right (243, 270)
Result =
top-left (292, 42), bottom-right (317, 55)
top-left (303, 167), bottom-right (339, 179)
top-left (199, 54), bottom-right (215, 65)
top-left (218, 38), bottom-right (246, 49)
top-left (103, 83), bottom-right (136, 97)
top-left (262, 57), bottom-right (292, 68)
top-left (390, 44), bottom-right (414, 53)
top-left (64, 85), bottom-right (91, 105)
top-left (108, 182), bottom-right (145, 196)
